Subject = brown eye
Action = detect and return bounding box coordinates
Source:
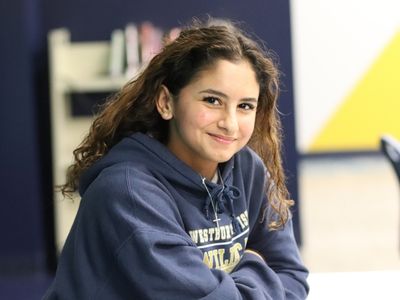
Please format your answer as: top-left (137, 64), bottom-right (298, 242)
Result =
top-left (238, 103), bottom-right (255, 110)
top-left (203, 96), bottom-right (220, 105)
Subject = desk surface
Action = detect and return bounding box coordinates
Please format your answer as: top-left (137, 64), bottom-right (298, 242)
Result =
top-left (308, 271), bottom-right (400, 299)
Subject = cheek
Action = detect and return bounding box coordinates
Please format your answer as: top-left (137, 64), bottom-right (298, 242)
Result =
top-left (176, 109), bottom-right (214, 134)
top-left (195, 111), bottom-right (215, 127)
top-left (240, 116), bottom-right (256, 137)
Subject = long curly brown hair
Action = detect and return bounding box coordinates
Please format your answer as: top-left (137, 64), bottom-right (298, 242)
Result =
top-left (60, 18), bottom-right (293, 229)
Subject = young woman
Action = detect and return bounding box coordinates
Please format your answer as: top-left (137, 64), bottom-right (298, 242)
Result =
top-left (44, 18), bottom-right (309, 299)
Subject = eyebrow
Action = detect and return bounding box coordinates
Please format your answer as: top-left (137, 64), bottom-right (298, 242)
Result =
top-left (199, 89), bottom-right (258, 103)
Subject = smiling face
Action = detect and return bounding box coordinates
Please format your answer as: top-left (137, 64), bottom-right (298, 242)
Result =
top-left (156, 59), bottom-right (260, 179)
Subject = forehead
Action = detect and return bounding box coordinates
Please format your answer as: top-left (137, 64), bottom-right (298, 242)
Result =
top-left (183, 59), bottom-right (260, 97)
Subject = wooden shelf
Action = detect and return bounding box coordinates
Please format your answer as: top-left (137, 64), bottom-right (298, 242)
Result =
top-left (48, 28), bottom-right (132, 252)
top-left (64, 76), bottom-right (128, 93)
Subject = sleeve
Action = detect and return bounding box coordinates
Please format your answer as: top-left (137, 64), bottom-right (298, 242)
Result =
top-left (110, 227), bottom-right (286, 300)
top-left (246, 213), bottom-right (310, 299)
top-left (44, 166), bottom-right (298, 300)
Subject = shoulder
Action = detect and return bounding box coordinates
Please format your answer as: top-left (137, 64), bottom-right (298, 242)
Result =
top-left (83, 162), bottom-right (183, 229)
top-left (86, 162), bottom-right (170, 201)
top-left (80, 163), bottom-right (144, 220)
top-left (235, 146), bottom-right (266, 178)
top-left (232, 146), bottom-right (267, 203)
top-left (85, 162), bottom-right (142, 194)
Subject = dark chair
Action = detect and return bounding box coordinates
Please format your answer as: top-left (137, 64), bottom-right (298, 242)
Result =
top-left (380, 135), bottom-right (400, 252)
top-left (380, 135), bottom-right (400, 183)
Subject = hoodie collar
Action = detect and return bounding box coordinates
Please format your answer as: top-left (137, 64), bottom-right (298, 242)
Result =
top-left (79, 132), bottom-right (242, 232)
top-left (132, 132), bottom-right (236, 189)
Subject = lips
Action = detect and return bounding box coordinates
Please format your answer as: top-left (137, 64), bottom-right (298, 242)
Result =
top-left (208, 133), bottom-right (237, 144)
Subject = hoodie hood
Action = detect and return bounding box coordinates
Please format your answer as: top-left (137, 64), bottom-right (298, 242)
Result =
top-left (79, 132), bottom-right (242, 232)
top-left (46, 133), bottom-right (309, 300)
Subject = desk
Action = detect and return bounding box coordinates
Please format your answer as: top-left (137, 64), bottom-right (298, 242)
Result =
top-left (308, 271), bottom-right (400, 299)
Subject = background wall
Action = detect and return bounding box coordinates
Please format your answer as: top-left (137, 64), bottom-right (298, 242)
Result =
top-left (0, 0), bottom-right (50, 274)
top-left (0, 0), bottom-right (300, 279)
top-left (291, 0), bottom-right (400, 153)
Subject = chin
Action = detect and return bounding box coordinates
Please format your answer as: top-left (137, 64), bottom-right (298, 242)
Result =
top-left (212, 153), bottom-right (235, 163)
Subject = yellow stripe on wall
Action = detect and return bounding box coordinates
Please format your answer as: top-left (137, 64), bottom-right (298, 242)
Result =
top-left (309, 30), bottom-right (400, 152)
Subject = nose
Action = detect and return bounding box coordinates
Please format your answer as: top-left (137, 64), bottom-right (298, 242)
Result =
top-left (217, 108), bottom-right (239, 134)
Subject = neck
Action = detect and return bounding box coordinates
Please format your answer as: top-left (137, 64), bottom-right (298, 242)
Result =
top-left (165, 139), bottom-right (218, 180)
top-left (198, 165), bottom-right (218, 181)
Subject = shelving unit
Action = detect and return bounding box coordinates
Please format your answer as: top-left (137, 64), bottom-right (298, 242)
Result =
top-left (48, 28), bottom-right (129, 253)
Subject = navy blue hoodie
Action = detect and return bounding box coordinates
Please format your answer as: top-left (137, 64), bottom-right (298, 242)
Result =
top-left (44, 132), bottom-right (309, 299)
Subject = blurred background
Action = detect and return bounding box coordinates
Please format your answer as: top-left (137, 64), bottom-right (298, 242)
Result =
top-left (0, 0), bottom-right (399, 298)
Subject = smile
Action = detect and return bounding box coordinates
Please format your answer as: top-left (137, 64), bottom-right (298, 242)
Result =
top-left (208, 133), bottom-right (237, 145)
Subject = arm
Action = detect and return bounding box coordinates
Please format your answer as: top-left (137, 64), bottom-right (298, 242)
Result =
top-left (110, 227), bottom-right (284, 300)
top-left (237, 149), bottom-right (309, 299)
top-left (46, 166), bottom-right (291, 299)
top-left (246, 215), bottom-right (310, 299)
top-left (93, 170), bottom-right (293, 299)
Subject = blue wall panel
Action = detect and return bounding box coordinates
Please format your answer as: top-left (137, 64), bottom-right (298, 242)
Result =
top-left (0, 0), bottom-right (47, 273)
top-left (0, 0), bottom-right (300, 274)
top-left (41, 0), bottom-right (301, 244)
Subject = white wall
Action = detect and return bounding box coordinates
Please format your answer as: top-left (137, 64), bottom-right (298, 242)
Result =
top-left (290, 0), bottom-right (400, 153)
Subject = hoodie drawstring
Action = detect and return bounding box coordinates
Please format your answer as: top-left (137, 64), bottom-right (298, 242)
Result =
top-left (222, 186), bottom-right (242, 234)
top-left (201, 178), bottom-right (242, 233)
top-left (202, 178), bottom-right (221, 228)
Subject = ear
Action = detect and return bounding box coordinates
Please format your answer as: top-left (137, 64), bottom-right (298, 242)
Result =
top-left (156, 85), bottom-right (174, 120)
